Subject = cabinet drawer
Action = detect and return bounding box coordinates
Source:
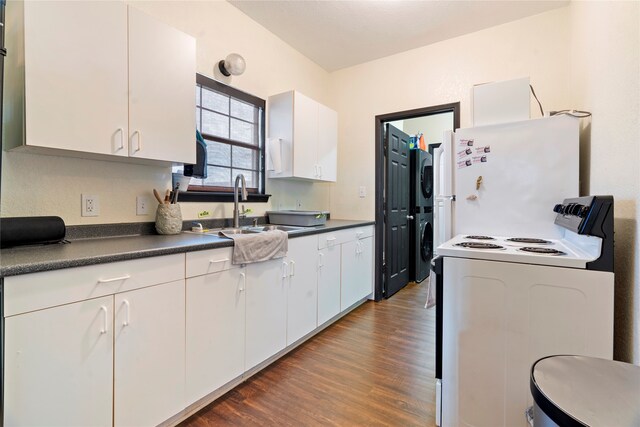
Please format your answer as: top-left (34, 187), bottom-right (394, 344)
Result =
top-left (4, 254), bottom-right (185, 317)
top-left (185, 247), bottom-right (234, 278)
top-left (317, 225), bottom-right (374, 249)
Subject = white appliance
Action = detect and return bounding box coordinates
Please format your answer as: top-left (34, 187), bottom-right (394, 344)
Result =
top-left (433, 196), bottom-right (615, 427)
top-left (432, 115), bottom-right (580, 253)
top-left (472, 77), bottom-right (531, 127)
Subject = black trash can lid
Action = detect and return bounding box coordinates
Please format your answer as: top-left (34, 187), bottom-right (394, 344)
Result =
top-left (530, 355), bottom-right (640, 427)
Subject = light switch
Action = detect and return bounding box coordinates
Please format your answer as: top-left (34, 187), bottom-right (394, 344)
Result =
top-left (359, 186), bottom-right (367, 198)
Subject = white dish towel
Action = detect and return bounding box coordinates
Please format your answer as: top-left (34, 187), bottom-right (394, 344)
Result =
top-left (220, 230), bottom-right (288, 265)
top-left (425, 269), bottom-right (436, 309)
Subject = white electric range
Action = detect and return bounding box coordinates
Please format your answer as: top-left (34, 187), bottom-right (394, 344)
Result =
top-left (436, 233), bottom-right (602, 269)
top-left (433, 196), bottom-right (615, 427)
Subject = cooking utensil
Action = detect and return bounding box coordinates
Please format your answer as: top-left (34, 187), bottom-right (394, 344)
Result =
top-left (164, 190), bottom-right (170, 204)
top-left (153, 189), bottom-right (164, 205)
top-left (171, 183), bottom-right (180, 204)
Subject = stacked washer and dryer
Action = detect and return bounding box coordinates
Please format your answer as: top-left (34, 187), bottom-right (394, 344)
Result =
top-left (409, 148), bottom-right (434, 283)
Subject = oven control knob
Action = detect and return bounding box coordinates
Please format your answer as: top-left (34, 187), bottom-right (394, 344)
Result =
top-left (554, 203), bottom-right (589, 217)
top-left (572, 204), bottom-right (590, 218)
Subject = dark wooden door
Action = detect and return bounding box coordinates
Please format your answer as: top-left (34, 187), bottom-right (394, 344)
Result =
top-left (384, 124), bottom-right (411, 298)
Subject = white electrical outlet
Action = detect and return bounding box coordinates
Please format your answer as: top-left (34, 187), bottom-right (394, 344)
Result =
top-left (136, 196), bottom-right (150, 216)
top-left (359, 186), bottom-right (367, 198)
top-left (296, 199), bottom-right (302, 208)
top-left (81, 194), bottom-right (100, 217)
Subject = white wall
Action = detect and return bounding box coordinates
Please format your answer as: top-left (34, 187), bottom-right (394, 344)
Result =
top-left (1, 0), bottom-right (332, 224)
top-left (2, 0), bottom-right (638, 362)
top-left (328, 7), bottom-right (571, 221)
top-left (568, 1), bottom-right (640, 363)
top-left (327, 2), bottom-right (640, 362)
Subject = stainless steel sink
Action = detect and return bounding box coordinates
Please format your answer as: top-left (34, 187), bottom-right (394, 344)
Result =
top-left (217, 228), bottom-right (261, 235)
top-left (184, 224), bottom-right (307, 236)
top-left (248, 225), bottom-right (306, 232)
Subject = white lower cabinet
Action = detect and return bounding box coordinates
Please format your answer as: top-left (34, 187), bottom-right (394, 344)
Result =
top-left (114, 280), bottom-right (185, 427)
top-left (341, 236), bottom-right (374, 310)
top-left (186, 266), bottom-right (246, 404)
top-left (4, 296), bottom-right (114, 427)
top-left (317, 244), bottom-right (341, 325)
top-left (286, 235), bottom-right (318, 345)
top-left (3, 226), bottom-right (375, 426)
top-left (245, 258), bottom-right (288, 370)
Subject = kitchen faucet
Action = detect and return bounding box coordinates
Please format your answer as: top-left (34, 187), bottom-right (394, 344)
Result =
top-left (233, 173), bottom-right (248, 228)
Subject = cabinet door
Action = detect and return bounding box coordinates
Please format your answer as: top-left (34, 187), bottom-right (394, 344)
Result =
top-left (114, 280), bottom-right (185, 427)
top-left (292, 92), bottom-right (319, 179)
top-left (286, 236), bottom-right (319, 345)
top-left (128, 7), bottom-right (196, 164)
top-left (317, 103), bottom-right (338, 182)
top-left (5, 296), bottom-right (114, 427)
top-left (186, 267), bottom-right (246, 405)
top-left (318, 244), bottom-right (341, 325)
top-left (341, 237), bottom-right (374, 310)
top-left (23, 1), bottom-right (128, 156)
top-left (245, 259), bottom-right (288, 370)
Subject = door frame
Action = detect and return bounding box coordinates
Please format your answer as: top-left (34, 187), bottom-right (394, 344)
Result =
top-left (374, 102), bottom-right (460, 301)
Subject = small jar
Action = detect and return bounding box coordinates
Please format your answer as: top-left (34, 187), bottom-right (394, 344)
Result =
top-left (155, 204), bottom-right (182, 235)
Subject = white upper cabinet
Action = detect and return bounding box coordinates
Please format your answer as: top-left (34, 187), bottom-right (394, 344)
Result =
top-left (4, 1), bottom-right (196, 164)
top-left (21, 1), bottom-right (129, 157)
top-left (292, 92), bottom-right (319, 180)
top-left (316, 103), bottom-right (338, 182)
top-left (128, 7), bottom-right (196, 164)
top-left (267, 90), bottom-right (337, 182)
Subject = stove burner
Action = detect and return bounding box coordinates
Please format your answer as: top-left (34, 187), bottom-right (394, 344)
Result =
top-left (455, 242), bottom-right (504, 250)
top-left (464, 235), bottom-right (495, 240)
top-left (506, 238), bottom-right (552, 244)
top-left (518, 247), bottom-right (566, 255)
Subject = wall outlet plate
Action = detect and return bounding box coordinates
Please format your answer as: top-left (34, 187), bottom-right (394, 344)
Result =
top-left (81, 194), bottom-right (99, 217)
top-left (136, 196), bottom-right (150, 216)
top-left (198, 210), bottom-right (210, 218)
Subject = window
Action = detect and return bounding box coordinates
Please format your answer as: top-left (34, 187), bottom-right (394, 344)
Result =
top-left (176, 74), bottom-right (268, 202)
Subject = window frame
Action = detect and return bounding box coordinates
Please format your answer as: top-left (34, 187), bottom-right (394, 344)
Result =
top-left (179, 74), bottom-right (270, 203)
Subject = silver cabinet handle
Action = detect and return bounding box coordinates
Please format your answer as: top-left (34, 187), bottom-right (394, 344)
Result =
top-left (116, 128), bottom-right (124, 151)
top-left (132, 130), bottom-right (142, 153)
top-left (289, 260), bottom-right (295, 277)
top-left (407, 215), bottom-right (414, 220)
top-left (318, 252), bottom-right (324, 268)
top-left (239, 272), bottom-right (246, 292)
top-left (209, 258), bottom-right (230, 264)
top-left (97, 275), bottom-right (131, 284)
top-left (122, 300), bottom-right (130, 327)
top-left (282, 261), bottom-right (288, 279)
top-left (100, 306), bottom-right (108, 335)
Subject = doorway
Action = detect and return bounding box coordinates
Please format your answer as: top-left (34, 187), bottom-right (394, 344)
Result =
top-left (374, 103), bottom-right (460, 300)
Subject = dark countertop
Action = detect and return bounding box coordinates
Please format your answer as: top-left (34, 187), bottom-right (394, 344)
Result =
top-left (0, 219), bottom-right (374, 277)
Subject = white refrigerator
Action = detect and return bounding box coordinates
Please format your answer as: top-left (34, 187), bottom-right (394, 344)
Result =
top-left (432, 115), bottom-right (580, 251)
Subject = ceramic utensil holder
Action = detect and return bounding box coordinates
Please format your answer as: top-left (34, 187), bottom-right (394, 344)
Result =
top-left (155, 204), bottom-right (182, 235)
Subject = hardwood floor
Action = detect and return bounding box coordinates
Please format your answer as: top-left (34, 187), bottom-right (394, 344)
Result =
top-left (180, 282), bottom-right (437, 426)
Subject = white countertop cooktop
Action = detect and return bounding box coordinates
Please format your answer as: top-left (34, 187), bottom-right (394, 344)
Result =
top-left (436, 234), bottom-right (599, 269)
